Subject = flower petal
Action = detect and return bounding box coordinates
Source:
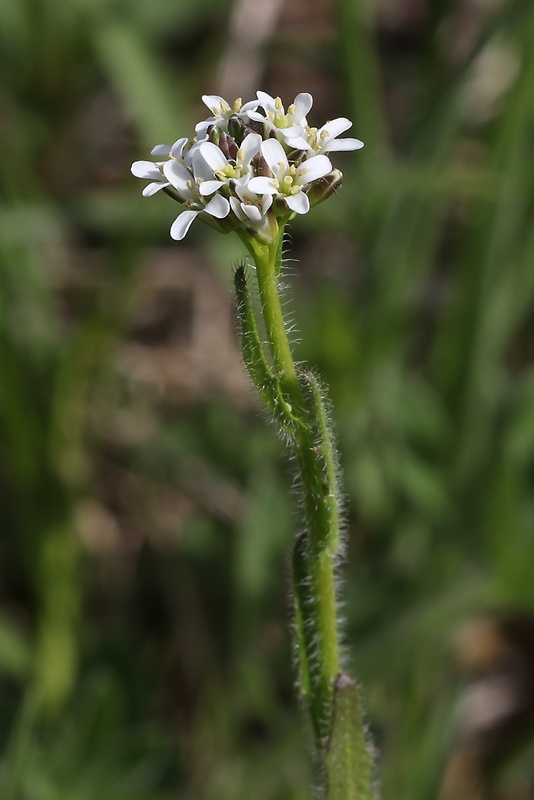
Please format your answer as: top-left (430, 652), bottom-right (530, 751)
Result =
top-left (199, 179), bottom-right (225, 196)
top-left (246, 110), bottom-right (268, 124)
top-left (285, 192), bottom-right (310, 214)
top-left (170, 137), bottom-right (189, 158)
top-left (285, 136), bottom-right (313, 151)
top-left (277, 124), bottom-right (305, 139)
top-left (297, 154), bottom-right (332, 184)
top-left (170, 210), bottom-right (198, 240)
top-left (131, 161), bottom-right (162, 180)
top-left (292, 92), bottom-right (313, 120)
top-left (261, 194), bottom-right (273, 214)
top-left (163, 160), bottom-right (193, 193)
top-left (240, 99), bottom-right (260, 113)
top-left (319, 117), bottom-right (353, 139)
top-left (256, 91), bottom-right (277, 112)
top-left (242, 204), bottom-right (262, 222)
top-left (199, 141), bottom-right (229, 172)
top-left (191, 148), bottom-right (217, 183)
top-left (247, 176), bottom-right (278, 194)
top-left (202, 94), bottom-right (228, 112)
top-left (142, 181), bottom-right (169, 197)
top-left (150, 144), bottom-right (171, 157)
top-left (239, 133), bottom-right (262, 164)
top-left (260, 138), bottom-right (288, 173)
top-left (229, 197), bottom-right (244, 219)
top-left (324, 137), bottom-right (364, 152)
top-left (203, 194), bottom-right (230, 219)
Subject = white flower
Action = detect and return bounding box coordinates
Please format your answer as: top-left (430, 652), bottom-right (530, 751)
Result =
top-left (198, 133), bottom-right (262, 196)
top-left (195, 95), bottom-right (259, 139)
top-left (288, 118), bottom-right (364, 155)
top-left (131, 138), bottom-right (197, 197)
top-left (247, 138), bottom-right (332, 214)
top-left (229, 177), bottom-right (273, 224)
top-left (162, 150), bottom-right (230, 240)
top-left (247, 92), bottom-right (313, 144)
top-left (149, 137), bottom-right (188, 160)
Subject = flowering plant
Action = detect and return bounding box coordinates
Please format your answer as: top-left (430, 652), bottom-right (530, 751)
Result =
top-left (132, 92), bottom-right (375, 800)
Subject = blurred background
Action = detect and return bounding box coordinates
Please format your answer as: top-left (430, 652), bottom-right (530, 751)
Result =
top-left (1, 0), bottom-right (534, 798)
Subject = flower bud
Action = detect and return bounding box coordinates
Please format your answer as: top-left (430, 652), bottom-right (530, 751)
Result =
top-left (247, 210), bottom-right (280, 245)
top-left (219, 132), bottom-right (239, 161)
top-left (228, 114), bottom-right (246, 143)
top-left (306, 169), bottom-right (343, 209)
top-left (208, 125), bottom-right (221, 145)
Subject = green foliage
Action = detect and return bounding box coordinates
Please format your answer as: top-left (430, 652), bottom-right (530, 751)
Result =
top-left (1, 0), bottom-right (534, 797)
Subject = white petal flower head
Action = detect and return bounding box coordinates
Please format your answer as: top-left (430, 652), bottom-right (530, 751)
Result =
top-left (230, 176), bottom-right (273, 222)
top-left (149, 137), bottom-right (188, 160)
top-left (131, 138), bottom-right (198, 197)
top-left (130, 90), bottom-right (363, 243)
top-left (198, 132), bottom-right (262, 196)
top-left (289, 118), bottom-right (365, 155)
top-left (162, 150), bottom-right (230, 240)
top-left (248, 92), bottom-right (313, 145)
top-left (248, 138), bottom-right (332, 215)
top-left (195, 95), bottom-right (260, 139)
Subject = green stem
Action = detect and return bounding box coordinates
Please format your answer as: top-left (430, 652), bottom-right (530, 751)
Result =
top-left (238, 228), bottom-right (341, 744)
top-left (236, 227), bottom-right (376, 797)
top-left (240, 235), bottom-right (299, 383)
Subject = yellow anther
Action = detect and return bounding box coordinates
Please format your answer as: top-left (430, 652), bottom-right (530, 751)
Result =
top-left (233, 98), bottom-right (242, 111)
top-left (187, 180), bottom-right (195, 191)
top-left (288, 104), bottom-right (295, 115)
top-left (289, 165), bottom-right (297, 176)
top-left (277, 161), bottom-right (286, 171)
top-left (275, 96), bottom-right (283, 111)
top-left (283, 175), bottom-right (293, 187)
top-left (290, 186), bottom-right (299, 195)
top-left (321, 129), bottom-right (329, 139)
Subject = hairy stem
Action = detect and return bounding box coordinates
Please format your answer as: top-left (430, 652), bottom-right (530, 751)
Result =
top-left (235, 229), bottom-right (375, 797)
top-left (236, 230), bottom-right (341, 743)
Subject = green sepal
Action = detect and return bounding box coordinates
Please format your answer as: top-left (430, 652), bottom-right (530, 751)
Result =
top-left (324, 674), bottom-right (375, 800)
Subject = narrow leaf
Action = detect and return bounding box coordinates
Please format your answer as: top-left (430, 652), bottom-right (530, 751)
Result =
top-left (324, 673), bottom-right (376, 800)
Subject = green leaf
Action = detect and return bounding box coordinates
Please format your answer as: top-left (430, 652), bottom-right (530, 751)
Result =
top-left (324, 674), bottom-right (375, 800)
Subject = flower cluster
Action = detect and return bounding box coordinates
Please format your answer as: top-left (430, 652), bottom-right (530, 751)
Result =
top-left (131, 92), bottom-right (363, 244)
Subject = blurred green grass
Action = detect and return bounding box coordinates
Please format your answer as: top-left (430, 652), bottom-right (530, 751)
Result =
top-left (1, 0), bottom-right (534, 798)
